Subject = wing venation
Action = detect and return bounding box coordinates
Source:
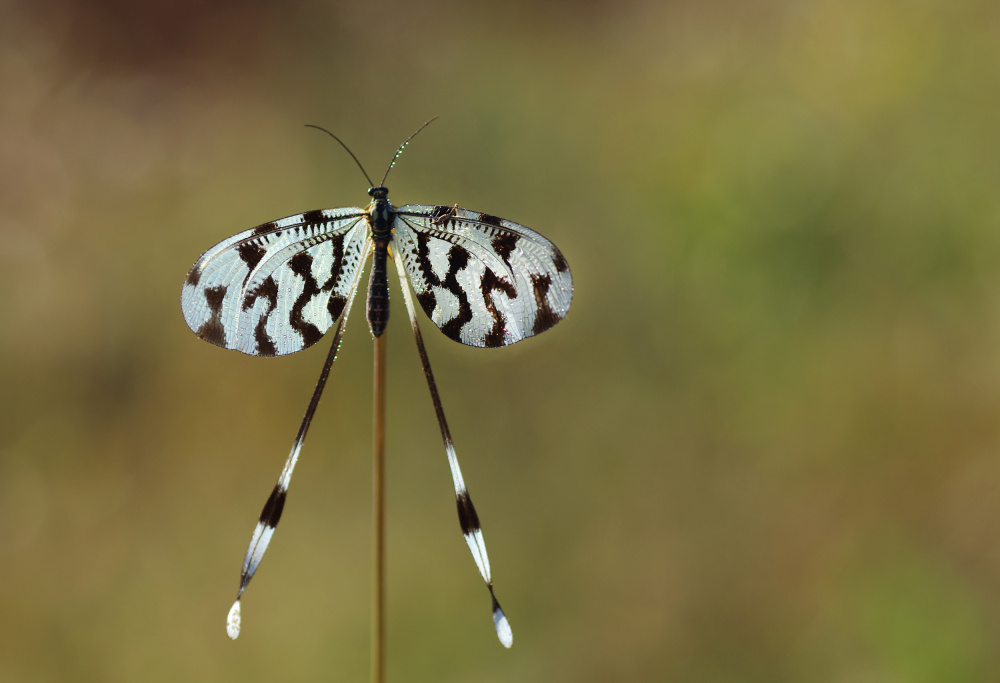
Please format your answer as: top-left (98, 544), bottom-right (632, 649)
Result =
top-left (181, 208), bottom-right (370, 356)
top-left (392, 205), bottom-right (573, 348)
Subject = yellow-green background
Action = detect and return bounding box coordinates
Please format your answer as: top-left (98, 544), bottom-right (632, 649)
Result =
top-left (4, 0), bottom-right (1000, 681)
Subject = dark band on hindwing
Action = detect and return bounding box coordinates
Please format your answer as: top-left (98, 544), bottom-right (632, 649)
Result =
top-left (456, 490), bottom-right (482, 535)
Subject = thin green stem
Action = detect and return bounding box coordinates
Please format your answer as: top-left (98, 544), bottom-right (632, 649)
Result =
top-left (372, 333), bottom-right (387, 683)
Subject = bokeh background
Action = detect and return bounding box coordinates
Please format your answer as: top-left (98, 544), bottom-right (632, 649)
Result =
top-left (4, 0), bottom-right (1000, 680)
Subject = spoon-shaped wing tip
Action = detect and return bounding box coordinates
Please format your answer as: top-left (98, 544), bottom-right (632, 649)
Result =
top-left (493, 602), bottom-right (513, 648)
top-left (226, 599), bottom-right (242, 640)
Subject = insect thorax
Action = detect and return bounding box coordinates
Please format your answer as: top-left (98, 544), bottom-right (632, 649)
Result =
top-left (367, 186), bottom-right (393, 239)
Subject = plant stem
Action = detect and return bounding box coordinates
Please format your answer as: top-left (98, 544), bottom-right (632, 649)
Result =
top-left (372, 333), bottom-right (387, 683)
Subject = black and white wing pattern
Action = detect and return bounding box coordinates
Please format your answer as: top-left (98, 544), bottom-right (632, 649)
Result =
top-left (181, 208), bottom-right (370, 356)
top-left (392, 205), bottom-right (573, 348)
top-left (183, 120), bottom-right (574, 653)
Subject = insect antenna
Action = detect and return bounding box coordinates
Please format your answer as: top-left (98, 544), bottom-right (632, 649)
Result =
top-left (379, 116), bottom-right (440, 187)
top-left (305, 124), bottom-right (376, 188)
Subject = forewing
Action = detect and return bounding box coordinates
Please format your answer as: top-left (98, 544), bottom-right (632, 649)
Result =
top-left (393, 205), bottom-right (572, 348)
top-left (181, 208), bottom-right (370, 356)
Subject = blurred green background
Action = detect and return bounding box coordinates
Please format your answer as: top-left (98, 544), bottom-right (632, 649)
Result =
top-left (3, 0), bottom-right (1000, 680)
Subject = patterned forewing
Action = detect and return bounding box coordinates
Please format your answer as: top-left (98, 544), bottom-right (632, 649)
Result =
top-left (393, 206), bottom-right (572, 348)
top-left (181, 208), bottom-right (369, 356)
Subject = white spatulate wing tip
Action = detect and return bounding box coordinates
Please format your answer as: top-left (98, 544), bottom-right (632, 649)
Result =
top-left (493, 608), bottom-right (513, 648)
top-left (226, 600), bottom-right (242, 639)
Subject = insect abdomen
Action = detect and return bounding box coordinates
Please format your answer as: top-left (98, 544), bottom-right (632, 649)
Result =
top-left (367, 238), bottom-right (390, 337)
